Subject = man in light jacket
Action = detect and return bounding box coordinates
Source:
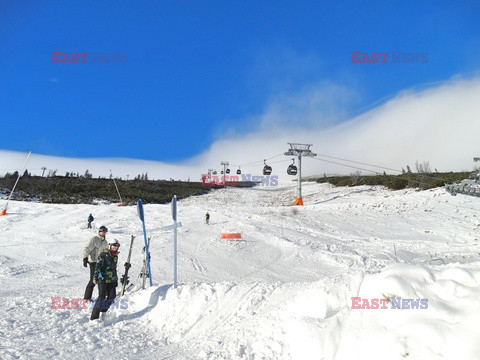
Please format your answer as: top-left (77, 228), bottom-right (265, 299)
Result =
top-left (83, 225), bottom-right (109, 301)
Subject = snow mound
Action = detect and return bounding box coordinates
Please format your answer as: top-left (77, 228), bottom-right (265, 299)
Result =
top-left (123, 263), bottom-right (480, 359)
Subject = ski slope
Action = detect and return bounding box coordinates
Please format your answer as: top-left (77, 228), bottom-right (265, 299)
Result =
top-left (1, 182), bottom-right (480, 359)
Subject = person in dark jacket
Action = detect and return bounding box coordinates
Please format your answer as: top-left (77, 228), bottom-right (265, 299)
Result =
top-left (83, 225), bottom-right (108, 301)
top-left (90, 240), bottom-right (120, 320)
top-left (205, 212), bottom-right (210, 225)
top-left (87, 213), bottom-right (94, 228)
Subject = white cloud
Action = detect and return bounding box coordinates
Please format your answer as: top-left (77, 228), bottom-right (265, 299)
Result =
top-left (257, 81), bottom-right (358, 131)
top-left (320, 76), bottom-right (480, 174)
top-left (194, 75), bottom-right (480, 179)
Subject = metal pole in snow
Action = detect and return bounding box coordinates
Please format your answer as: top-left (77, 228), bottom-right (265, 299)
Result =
top-left (172, 195), bottom-right (178, 288)
top-left (137, 199), bottom-right (153, 286)
top-left (1, 151), bottom-right (32, 216)
top-left (297, 154), bottom-right (302, 200)
top-left (110, 169), bottom-right (123, 205)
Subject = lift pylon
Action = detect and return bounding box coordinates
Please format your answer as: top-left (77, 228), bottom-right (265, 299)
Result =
top-left (284, 143), bottom-right (316, 205)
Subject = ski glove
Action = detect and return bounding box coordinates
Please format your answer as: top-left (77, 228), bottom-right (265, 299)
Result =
top-left (83, 257), bottom-right (88, 268)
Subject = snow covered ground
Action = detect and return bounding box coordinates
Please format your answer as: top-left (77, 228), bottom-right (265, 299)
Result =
top-left (1, 181), bottom-right (480, 359)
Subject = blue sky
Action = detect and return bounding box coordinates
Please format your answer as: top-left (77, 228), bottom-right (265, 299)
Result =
top-left (1, 1), bottom-right (479, 163)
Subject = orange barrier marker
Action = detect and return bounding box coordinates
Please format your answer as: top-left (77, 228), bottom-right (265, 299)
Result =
top-left (293, 197), bottom-right (304, 206)
top-left (220, 233), bottom-right (242, 239)
top-left (0, 209), bottom-right (6, 216)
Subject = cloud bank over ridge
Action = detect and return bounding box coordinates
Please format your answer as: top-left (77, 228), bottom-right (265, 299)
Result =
top-left (1, 76), bottom-right (479, 181)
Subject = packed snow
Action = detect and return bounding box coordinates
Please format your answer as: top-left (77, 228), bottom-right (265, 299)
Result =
top-left (1, 181), bottom-right (480, 359)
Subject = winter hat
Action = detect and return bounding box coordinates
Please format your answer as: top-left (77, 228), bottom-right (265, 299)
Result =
top-left (109, 240), bottom-right (120, 255)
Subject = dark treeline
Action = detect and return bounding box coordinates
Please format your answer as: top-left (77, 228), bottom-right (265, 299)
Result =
top-left (311, 171), bottom-right (471, 190)
top-left (0, 169), bottom-right (472, 204)
top-left (0, 171), bottom-right (223, 204)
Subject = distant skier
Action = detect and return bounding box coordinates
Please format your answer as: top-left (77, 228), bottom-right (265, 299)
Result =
top-left (82, 225), bottom-right (109, 301)
top-left (205, 212), bottom-right (210, 225)
top-left (90, 240), bottom-right (120, 321)
top-left (87, 213), bottom-right (94, 229)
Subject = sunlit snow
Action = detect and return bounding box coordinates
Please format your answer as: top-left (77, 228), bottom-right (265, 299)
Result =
top-left (1, 181), bottom-right (480, 359)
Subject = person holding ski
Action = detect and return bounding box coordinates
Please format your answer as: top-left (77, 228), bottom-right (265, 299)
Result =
top-left (205, 212), bottom-right (210, 225)
top-left (82, 225), bottom-right (109, 301)
top-left (90, 240), bottom-right (120, 320)
top-left (87, 213), bottom-right (94, 228)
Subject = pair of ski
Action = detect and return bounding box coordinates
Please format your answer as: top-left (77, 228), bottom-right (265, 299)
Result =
top-left (118, 235), bottom-right (151, 297)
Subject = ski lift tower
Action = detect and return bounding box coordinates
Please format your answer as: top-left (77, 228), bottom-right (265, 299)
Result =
top-left (284, 143), bottom-right (317, 205)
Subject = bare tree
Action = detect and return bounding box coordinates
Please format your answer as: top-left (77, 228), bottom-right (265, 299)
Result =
top-left (415, 160), bottom-right (431, 174)
top-left (350, 170), bottom-right (362, 185)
